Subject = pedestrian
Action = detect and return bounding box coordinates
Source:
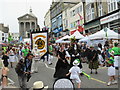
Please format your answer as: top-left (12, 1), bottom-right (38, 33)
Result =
top-left (2, 51), bottom-right (9, 67)
top-left (18, 46), bottom-right (23, 60)
top-left (66, 59), bottom-right (82, 88)
top-left (22, 46), bottom-right (29, 58)
top-left (48, 44), bottom-right (53, 65)
top-left (106, 54), bottom-right (117, 86)
top-left (31, 45), bottom-right (40, 73)
top-left (8, 47), bottom-right (16, 68)
top-left (87, 46), bottom-right (99, 74)
top-left (54, 46), bottom-right (70, 78)
top-left (98, 50), bottom-right (104, 67)
top-left (1, 63), bottom-right (9, 88)
top-left (68, 41), bottom-right (82, 69)
top-left (111, 42), bottom-right (120, 70)
top-left (17, 53), bottom-right (34, 89)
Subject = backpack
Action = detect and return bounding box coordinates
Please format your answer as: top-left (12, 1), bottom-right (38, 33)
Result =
top-left (15, 59), bottom-right (24, 75)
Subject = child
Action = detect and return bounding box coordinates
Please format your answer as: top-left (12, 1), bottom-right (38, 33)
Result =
top-left (107, 54), bottom-right (117, 86)
top-left (66, 59), bottom-right (82, 88)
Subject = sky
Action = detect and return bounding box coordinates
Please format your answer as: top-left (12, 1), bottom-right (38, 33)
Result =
top-left (0, 0), bottom-right (52, 33)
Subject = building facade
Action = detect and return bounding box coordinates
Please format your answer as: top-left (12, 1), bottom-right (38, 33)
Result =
top-left (44, 0), bottom-right (120, 39)
top-left (50, 2), bottom-right (78, 37)
top-left (84, 0), bottom-right (120, 34)
top-left (44, 9), bottom-right (51, 32)
top-left (11, 33), bottom-right (19, 41)
top-left (69, 2), bottom-right (84, 35)
top-left (100, 0), bottom-right (120, 33)
top-left (18, 8), bottom-right (38, 38)
top-left (0, 23), bottom-right (9, 42)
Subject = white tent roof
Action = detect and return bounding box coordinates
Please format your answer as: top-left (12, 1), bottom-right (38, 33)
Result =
top-left (59, 35), bottom-right (70, 41)
top-left (70, 30), bottom-right (84, 39)
top-left (55, 40), bottom-right (70, 43)
top-left (55, 35), bottom-right (70, 43)
top-left (89, 28), bottom-right (120, 39)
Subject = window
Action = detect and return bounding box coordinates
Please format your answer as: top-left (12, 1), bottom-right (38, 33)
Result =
top-left (86, 4), bottom-right (92, 21)
top-left (91, 8), bottom-right (95, 19)
top-left (79, 6), bottom-right (82, 13)
top-left (108, 0), bottom-right (118, 13)
top-left (73, 10), bottom-right (75, 16)
top-left (76, 7), bottom-right (79, 14)
top-left (98, 2), bottom-right (103, 16)
top-left (86, 3), bottom-right (95, 22)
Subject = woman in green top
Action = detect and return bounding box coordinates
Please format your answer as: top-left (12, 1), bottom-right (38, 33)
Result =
top-left (112, 43), bottom-right (120, 70)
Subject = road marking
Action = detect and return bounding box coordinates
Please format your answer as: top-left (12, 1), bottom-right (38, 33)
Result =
top-left (91, 77), bottom-right (107, 84)
top-left (45, 62), bottom-right (107, 84)
top-left (45, 63), bottom-right (55, 70)
top-left (8, 78), bottom-right (15, 85)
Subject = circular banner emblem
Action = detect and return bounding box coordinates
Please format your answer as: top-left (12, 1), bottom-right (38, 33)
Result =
top-left (35, 38), bottom-right (45, 49)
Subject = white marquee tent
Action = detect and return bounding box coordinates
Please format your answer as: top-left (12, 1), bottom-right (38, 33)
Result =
top-left (55, 35), bottom-right (70, 43)
top-left (88, 28), bottom-right (120, 39)
top-left (70, 30), bottom-right (84, 39)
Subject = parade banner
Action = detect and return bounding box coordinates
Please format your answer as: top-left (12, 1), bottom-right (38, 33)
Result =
top-left (31, 31), bottom-right (48, 57)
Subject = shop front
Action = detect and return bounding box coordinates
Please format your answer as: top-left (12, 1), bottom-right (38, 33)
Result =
top-left (52, 27), bottom-right (63, 37)
top-left (84, 20), bottom-right (101, 34)
top-left (100, 12), bottom-right (120, 34)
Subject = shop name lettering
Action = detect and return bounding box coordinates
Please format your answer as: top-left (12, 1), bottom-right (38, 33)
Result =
top-left (101, 14), bottom-right (119, 22)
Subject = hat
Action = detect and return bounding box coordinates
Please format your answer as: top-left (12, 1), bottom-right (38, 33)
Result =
top-left (73, 59), bottom-right (80, 66)
top-left (33, 81), bottom-right (48, 89)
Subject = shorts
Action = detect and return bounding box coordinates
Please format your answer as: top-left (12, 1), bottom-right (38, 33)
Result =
top-left (70, 75), bottom-right (81, 83)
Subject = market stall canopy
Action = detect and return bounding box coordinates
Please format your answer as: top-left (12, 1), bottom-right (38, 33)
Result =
top-left (55, 40), bottom-right (70, 43)
top-left (88, 28), bottom-right (120, 39)
top-left (55, 35), bottom-right (71, 43)
top-left (70, 30), bottom-right (84, 39)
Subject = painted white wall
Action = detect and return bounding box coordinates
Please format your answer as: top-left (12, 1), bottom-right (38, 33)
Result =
top-left (68, 2), bottom-right (84, 32)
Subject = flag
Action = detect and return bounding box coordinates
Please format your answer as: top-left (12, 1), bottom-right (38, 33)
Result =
top-left (8, 34), bottom-right (13, 42)
top-left (78, 13), bottom-right (83, 20)
top-left (19, 36), bottom-right (23, 42)
top-left (31, 31), bottom-right (48, 57)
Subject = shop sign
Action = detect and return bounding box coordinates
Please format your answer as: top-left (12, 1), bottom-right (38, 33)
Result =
top-left (100, 12), bottom-right (119, 24)
top-left (52, 27), bottom-right (63, 33)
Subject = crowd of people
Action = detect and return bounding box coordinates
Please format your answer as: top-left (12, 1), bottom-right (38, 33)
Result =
top-left (51, 40), bottom-right (120, 87)
top-left (0, 39), bottom-right (120, 89)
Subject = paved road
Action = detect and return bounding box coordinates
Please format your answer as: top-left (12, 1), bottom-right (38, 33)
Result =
top-left (7, 56), bottom-right (119, 89)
